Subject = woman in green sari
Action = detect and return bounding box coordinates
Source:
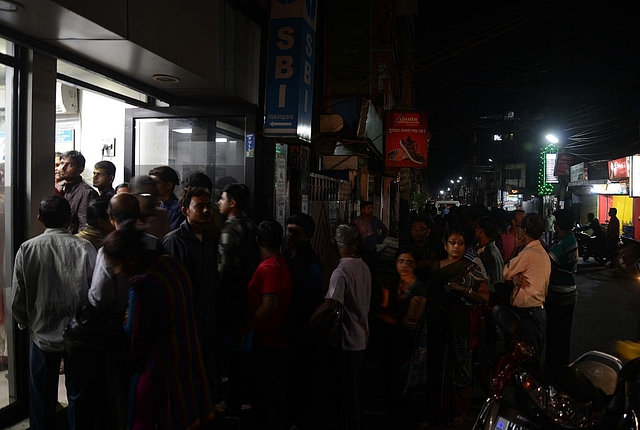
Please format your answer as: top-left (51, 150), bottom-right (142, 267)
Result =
top-left (427, 230), bottom-right (488, 427)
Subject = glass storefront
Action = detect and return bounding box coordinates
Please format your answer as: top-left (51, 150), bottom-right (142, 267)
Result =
top-left (0, 39), bottom-right (14, 411)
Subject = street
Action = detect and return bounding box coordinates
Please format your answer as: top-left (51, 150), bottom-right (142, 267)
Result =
top-left (361, 258), bottom-right (640, 429)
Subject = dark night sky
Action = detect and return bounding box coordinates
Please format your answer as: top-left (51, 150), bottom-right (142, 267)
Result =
top-left (413, 2), bottom-right (640, 191)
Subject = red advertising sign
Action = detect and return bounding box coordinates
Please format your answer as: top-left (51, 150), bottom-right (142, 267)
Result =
top-left (608, 157), bottom-right (629, 180)
top-left (385, 111), bottom-right (428, 168)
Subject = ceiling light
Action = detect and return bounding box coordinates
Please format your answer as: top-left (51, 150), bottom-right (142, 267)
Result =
top-left (172, 128), bottom-right (192, 134)
top-left (152, 74), bottom-right (180, 84)
top-left (215, 137), bottom-right (228, 143)
top-left (0, 0), bottom-right (23, 11)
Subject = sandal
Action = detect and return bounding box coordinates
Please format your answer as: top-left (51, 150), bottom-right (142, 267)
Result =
top-left (446, 414), bottom-right (466, 428)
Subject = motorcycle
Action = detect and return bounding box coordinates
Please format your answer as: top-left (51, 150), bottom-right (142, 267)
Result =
top-left (473, 307), bottom-right (640, 430)
top-left (574, 227), bottom-right (610, 264)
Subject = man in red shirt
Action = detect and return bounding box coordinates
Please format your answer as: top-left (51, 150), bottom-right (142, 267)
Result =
top-left (243, 219), bottom-right (292, 427)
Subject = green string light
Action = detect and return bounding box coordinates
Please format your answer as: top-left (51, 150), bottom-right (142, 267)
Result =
top-left (537, 144), bottom-right (557, 195)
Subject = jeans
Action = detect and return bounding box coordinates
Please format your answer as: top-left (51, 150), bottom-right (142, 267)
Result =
top-left (29, 338), bottom-right (98, 430)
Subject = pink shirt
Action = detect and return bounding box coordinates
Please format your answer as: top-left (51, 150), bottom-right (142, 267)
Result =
top-left (503, 240), bottom-right (550, 308)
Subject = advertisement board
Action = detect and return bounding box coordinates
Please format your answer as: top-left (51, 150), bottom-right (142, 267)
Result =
top-left (608, 157), bottom-right (629, 180)
top-left (385, 111), bottom-right (428, 168)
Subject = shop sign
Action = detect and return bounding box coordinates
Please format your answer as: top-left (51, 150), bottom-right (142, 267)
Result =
top-left (555, 153), bottom-right (575, 178)
top-left (570, 162), bottom-right (586, 182)
top-left (590, 182), bottom-right (628, 195)
top-left (608, 157), bottom-right (629, 180)
top-left (545, 153), bottom-right (559, 183)
top-left (264, 0), bottom-right (317, 142)
top-left (384, 111), bottom-right (428, 168)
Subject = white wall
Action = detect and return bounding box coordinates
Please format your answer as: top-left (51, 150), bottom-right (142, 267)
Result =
top-left (56, 88), bottom-right (134, 188)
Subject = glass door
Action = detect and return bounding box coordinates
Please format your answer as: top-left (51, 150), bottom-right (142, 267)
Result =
top-left (124, 107), bottom-right (256, 198)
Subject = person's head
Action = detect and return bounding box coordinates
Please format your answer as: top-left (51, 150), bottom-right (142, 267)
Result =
top-left (587, 212), bottom-right (595, 222)
top-left (38, 195), bottom-right (71, 228)
top-left (360, 200), bottom-right (373, 217)
top-left (148, 166), bottom-right (180, 200)
top-left (511, 210), bottom-right (525, 228)
top-left (285, 213), bottom-right (315, 250)
top-left (335, 224), bottom-right (359, 251)
top-left (257, 219), bottom-right (283, 249)
top-left (522, 214), bottom-right (545, 240)
top-left (445, 230), bottom-right (468, 260)
top-left (102, 223), bottom-right (149, 277)
top-left (179, 186), bottom-right (212, 231)
top-left (184, 171), bottom-right (213, 193)
top-left (475, 216), bottom-right (498, 241)
top-left (57, 150), bottom-right (86, 183)
top-left (218, 183), bottom-right (250, 218)
top-left (129, 175), bottom-right (157, 196)
top-left (410, 215), bottom-right (430, 245)
top-left (86, 197), bottom-right (114, 233)
top-left (107, 192), bottom-right (141, 227)
top-left (609, 207), bottom-right (617, 217)
top-left (93, 161), bottom-right (116, 192)
top-left (55, 152), bottom-right (62, 183)
top-left (115, 182), bottom-right (130, 194)
top-left (129, 175), bottom-right (159, 214)
top-left (395, 246), bottom-right (417, 277)
top-left (555, 209), bottom-right (575, 232)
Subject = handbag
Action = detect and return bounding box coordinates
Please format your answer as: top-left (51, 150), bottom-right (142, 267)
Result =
top-left (63, 302), bottom-right (119, 352)
top-left (309, 298), bottom-right (343, 345)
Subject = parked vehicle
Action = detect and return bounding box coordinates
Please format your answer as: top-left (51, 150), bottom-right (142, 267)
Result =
top-left (473, 347), bottom-right (640, 429)
top-left (615, 236), bottom-right (640, 274)
top-left (473, 307), bottom-right (640, 430)
top-left (575, 228), bottom-right (610, 263)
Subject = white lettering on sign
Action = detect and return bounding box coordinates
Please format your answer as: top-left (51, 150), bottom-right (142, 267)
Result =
top-left (277, 27), bottom-right (295, 50)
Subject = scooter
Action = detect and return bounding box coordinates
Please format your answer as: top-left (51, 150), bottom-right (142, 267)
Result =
top-left (473, 306), bottom-right (640, 430)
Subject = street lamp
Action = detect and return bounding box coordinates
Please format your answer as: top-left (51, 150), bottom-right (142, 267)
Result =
top-left (546, 134), bottom-right (559, 144)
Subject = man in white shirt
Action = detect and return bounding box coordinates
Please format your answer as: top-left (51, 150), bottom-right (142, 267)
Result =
top-left (12, 195), bottom-right (97, 430)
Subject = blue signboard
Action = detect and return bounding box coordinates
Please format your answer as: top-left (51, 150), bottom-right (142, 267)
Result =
top-left (264, 0), bottom-right (317, 142)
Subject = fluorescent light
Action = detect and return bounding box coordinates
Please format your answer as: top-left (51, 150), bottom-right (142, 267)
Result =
top-left (172, 128), bottom-right (192, 134)
top-left (215, 137), bottom-right (228, 143)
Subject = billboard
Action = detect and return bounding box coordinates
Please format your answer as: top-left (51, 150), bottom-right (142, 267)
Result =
top-left (264, 0), bottom-right (317, 142)
top-left (385, 111), bottom-right (428, 168)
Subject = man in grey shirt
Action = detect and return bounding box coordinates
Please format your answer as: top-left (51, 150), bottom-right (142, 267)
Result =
top-left (12, 195), bottom-right (97, 430)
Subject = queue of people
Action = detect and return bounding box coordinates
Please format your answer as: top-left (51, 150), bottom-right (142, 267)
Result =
top-left (10, 151), bottom-right (596, 430)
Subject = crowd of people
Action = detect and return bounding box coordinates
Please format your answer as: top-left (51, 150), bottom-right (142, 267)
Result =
top-left (9, 150), bottom-right (622, 430)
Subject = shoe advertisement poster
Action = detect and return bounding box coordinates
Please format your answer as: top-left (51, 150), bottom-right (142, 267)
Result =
top-left (385, 111), bottom-right (429, 168)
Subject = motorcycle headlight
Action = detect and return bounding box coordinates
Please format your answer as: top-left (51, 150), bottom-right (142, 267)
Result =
top-left (518, 372), bottom-right (602, 428)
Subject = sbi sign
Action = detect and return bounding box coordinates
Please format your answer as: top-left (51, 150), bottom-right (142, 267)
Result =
top-left (264, 0), bottom-right (317, 142)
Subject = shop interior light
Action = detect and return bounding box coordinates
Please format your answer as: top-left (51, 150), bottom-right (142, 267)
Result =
top-left (172, 128), bottom-right (192, 134)
top-left (215, 137), bottom-right (228, 143)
